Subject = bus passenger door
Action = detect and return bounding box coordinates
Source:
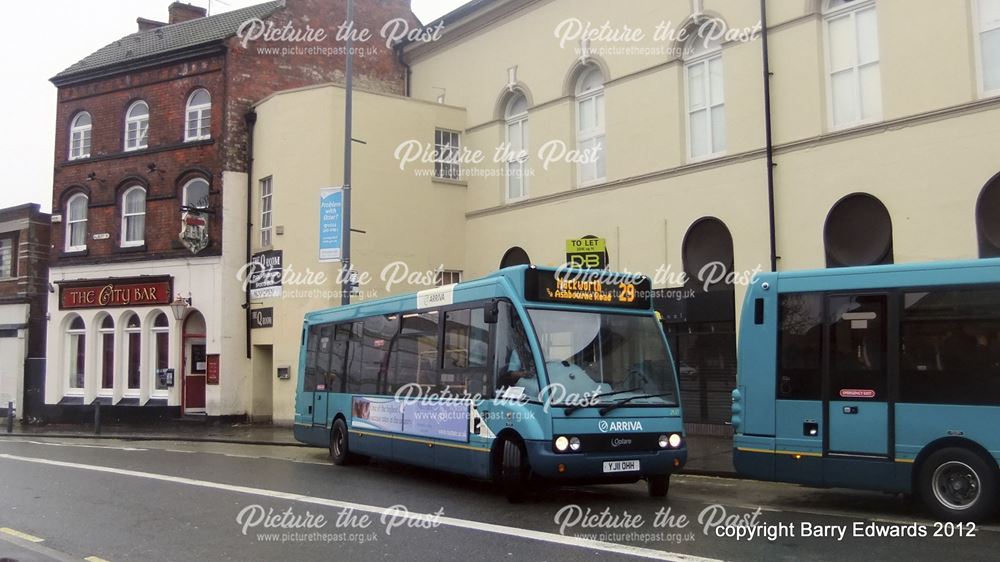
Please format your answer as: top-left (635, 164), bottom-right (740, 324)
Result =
top-left (826, 294), bottom-right (889, 457)
top-left (312, 325), bottom-right (335, 428)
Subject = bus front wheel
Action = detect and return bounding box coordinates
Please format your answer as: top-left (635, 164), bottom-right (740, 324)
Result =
top-left (500, 439), bottom-right (529, 503)
top-left (647, 474), bottom-right (670, 497)
top-left (330, 418), bottom-right (360, 466)
top-left (918, 447), bottom-right (997, 522)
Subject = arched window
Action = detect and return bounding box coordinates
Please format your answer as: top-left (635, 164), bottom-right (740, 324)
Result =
top-left (182, 178), bottom-right (210, 210)
top-left (125, 101), bottom-right (149, 151)
top-left (504, 93), bottom-right (529, 203)
top-left (978, 174), bottom-right (1000, 257)
top-left (685, 27), bottom-right (725, 159)
top-left (99, 315), bottom-right (115, 393)
top-left (575, 67), bottom-right (606, 185)
top-left (124, 313), bottom-right (141, 394)
top-left (185, 89), bottom-right (211, 141)
top-left (977, 0), bottom-right (1000, 96)
top-left (69, 112), bottom-right (92, 160)
top-left (823, 0), bottom-right (881, 127)
top-left (66, 315), bottom-right (86, 392)
top-left (824, 193), bottom-right (893, 267)
top-left (499, 246), bottom-right (531, 269)
top-left (65, 193), bottom-right (88, 252)
top-left (682, 217), bottom-right (735, 291)
top-left (121, 186), bottom-right (146, 247)
top-left (152, 312), bottom-right (170, 395)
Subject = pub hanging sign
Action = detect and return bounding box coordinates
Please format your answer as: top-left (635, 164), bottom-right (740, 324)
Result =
top-left (59, 276), bottom-right (173, 310)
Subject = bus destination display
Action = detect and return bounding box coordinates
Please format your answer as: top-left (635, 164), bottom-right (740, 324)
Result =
top-left (524, 268), bottom-right (652, 310)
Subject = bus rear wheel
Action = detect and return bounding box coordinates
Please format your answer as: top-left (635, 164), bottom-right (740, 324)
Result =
top-left (647, 474), bottom-right (670, 497)
top-left (918, 447), bottom-right (997, 522)
top-left (500, 439), bottom-right (529, 503)
top-left (330, 418), bottom-right (361, 466)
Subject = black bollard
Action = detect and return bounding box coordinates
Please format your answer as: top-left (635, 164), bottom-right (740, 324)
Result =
top-left (6, 401), bottom-right (12, 433)
top-left (94, 400), bottom-right (102, 435)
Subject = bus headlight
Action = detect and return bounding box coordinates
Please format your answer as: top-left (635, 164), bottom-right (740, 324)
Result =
top-left (554, 436), bottom-right (570, 452)
top-left (658, 434), bottom-right (669, 448)
top-left (668, 433), bottom-right (683, 448)
top-left (569, 437), bottom-right (581, 451)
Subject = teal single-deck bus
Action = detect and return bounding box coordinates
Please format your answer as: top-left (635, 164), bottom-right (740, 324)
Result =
top-left (732, 259), bottom-right (1000, 521)
top-left (294, 266), bottom-right (686, 501)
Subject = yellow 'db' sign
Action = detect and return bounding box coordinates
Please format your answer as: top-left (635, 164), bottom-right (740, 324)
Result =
top-left (566, 237), bottom-right (607, 269)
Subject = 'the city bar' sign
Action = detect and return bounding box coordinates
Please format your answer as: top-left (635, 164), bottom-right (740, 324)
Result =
top-left (59, 276), bottom-right (173, 310)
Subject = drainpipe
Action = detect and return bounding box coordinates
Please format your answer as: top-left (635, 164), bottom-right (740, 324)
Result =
top-left (396, 43), bottom-right (412, 97)
top-left (760, 0), bottom-right (777, 272)
top-left (244, 110), bottom-right (257, 359)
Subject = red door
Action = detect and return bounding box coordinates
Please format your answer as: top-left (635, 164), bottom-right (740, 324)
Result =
top-left (184, 339), bottom-right (207, 412)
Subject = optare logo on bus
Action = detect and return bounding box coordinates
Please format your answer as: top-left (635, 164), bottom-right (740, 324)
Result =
top-left (598, 420), bottom-right (644, 433)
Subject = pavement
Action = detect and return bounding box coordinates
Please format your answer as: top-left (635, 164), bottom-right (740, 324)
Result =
top-left (0, 421), bottom-right (736, 476)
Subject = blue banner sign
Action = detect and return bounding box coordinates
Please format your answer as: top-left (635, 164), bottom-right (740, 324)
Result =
top-left (319, 187), bottom-right (343, 262)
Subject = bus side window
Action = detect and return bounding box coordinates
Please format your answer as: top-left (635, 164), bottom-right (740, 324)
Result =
top-left (361, 315), bottom-right (399, 395)
top-left (304, 324), bottom-right (322, 392)
top-left (778, 293), bottom-right (823, 400)
top-left (394, 311), bottom-right (440, 393)
top-left (494, 302), bottom-right (538, 398)
top-left (443, 308), bottom-right (490, 395)
top-left (346, 322), bottom-right (363, 393)
top-left (316, 325), bottom-right (334, 391)
top-left (900, 288), bottom-right (1000, 405)
top-left (331, 324), bottom-right (351, 393)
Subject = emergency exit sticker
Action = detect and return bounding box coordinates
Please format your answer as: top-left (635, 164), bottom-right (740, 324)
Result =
top-left (839, 389), bottom-right (876, 399)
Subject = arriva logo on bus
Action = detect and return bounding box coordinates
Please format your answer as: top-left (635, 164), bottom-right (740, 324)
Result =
top-left (598, 420), bottom-right (644, 433)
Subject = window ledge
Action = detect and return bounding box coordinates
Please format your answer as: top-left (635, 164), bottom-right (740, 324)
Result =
top-left (60, 248), bottom-right (89, 258)
top-left (113, 244), bottom-right (147, 254)
top-left (432, 177), bottom-right (468, 187)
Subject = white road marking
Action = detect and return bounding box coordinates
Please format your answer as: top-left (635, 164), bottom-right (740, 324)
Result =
top-left (0, 452), bottom-right (720, 562)
top-left (22, 440), bottom-right (147, 452)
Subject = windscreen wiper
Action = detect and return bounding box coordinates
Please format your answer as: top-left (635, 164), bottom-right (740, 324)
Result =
top-left (598, 393), bottom-right (674, 416)
top-left (562, 387), bottom-right (642, 415)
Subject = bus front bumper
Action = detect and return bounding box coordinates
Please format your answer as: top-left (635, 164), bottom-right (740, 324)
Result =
top-left (523, 440), bottom-right (687, 482)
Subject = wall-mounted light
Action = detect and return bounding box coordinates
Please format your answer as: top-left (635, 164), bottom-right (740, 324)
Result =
top-left (170, 292), bottom-right (193, 321)
top-left (147, 163), bottom-right (158, 173)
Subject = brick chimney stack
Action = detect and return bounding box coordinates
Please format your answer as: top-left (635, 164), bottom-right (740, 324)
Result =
top-left (168, 2), bottom-right (207, 24)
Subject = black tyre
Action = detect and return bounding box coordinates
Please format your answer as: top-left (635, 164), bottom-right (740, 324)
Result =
top-left (330, 418), bottom-right (353, 466)
top-left (647, 474), bottom-right (670, 498)
top-left (918, 447), bottom-right (998, 522)
top-left (501, 439), bottom-right (529, 503)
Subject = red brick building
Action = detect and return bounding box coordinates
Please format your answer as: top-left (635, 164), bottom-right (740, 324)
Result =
top-left (0, 204), bottom-right (51, 421)
top-left (45, 0), bottom-right (412, 421)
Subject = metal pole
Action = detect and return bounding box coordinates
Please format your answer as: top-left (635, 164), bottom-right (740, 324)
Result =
top-left (341, 0), bottom-right (354, 306)
top-left (760, 0), bottom-right (778, 273)
top-left (6, 401), bottom-right (12, 433)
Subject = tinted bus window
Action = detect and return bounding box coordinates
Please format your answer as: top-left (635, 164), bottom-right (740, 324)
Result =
top-left (331, 325), bottom-right (351, 393)
top-left (304, 324), bottom-right (322, 392)
top-left (901, 288), bottom-right (1000, 405)
top-left (393, 312), bottom-right (440, 392)
top-left (778, 294), bottom-right (823, 400)
top-left (495, 302), bottom-right (539, 398)
top-left (359, 315), bottom-right (399, 394)
top-left (443, 308), bottom-right (489, 370)
top-left (828, 294), bottom-right (887, 401)
top-left (346, 322), bottom-right (363, 392)
top-left (442, 308), bottom-right (490, 395)
top-left (315, 324), bottom-right (334, 391)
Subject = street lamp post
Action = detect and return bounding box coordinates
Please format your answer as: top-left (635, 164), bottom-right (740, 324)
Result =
top-left (341, 0), bottom-right (354, 306)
